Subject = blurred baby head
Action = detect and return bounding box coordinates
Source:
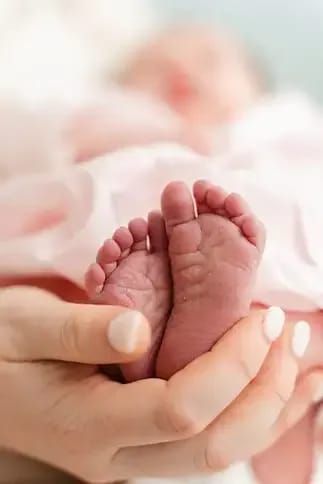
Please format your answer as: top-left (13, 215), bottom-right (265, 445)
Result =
top-left (122, 24), bottom-right (265, 126)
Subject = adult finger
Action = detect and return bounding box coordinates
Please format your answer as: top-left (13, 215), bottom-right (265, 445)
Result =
top-left (109, 320), bottom-right (311, 479)
top-left (85, 307), bottom-right (286, 450)
top-left (0, 286), bottom-right (150, 363)
top-left (203, 320), bottom-right (311, 469)
top-left (269, 369), bottom-right (323, 446)
top-left (160, 306), bottom-right (286, 433)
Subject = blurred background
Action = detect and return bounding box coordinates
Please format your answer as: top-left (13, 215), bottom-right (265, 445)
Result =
top-left (158, 0), bottom-right (323, 103)
top-left (0, 0), bottom-right (322, 105)
top-left (158, 0), bottom-right (323, 102)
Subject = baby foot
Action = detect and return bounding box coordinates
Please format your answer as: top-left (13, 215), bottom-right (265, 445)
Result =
top-left (156, 180), bottom-right (265, 379)
top-left (85, 212), bottom-right (171, 381)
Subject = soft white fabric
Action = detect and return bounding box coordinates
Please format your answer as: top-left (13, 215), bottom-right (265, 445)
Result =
top-left (1, 93), bottom-right (323, 311)
top-left (0, 100), bottom-right (74, 181)
top-left (0, 0), bottom-right (156, 106)
top-left (0, 85), bottom-right (182, 182)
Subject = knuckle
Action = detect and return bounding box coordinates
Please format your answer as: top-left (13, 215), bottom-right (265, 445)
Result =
top-left (271, 368), bottom-right (295, 405)
top-left (200, 438), bottom-right (230, 473)
top-left (256, 377), bottom-right (291, 408)
top-left (163, 405), bottom-right (203, 438)
top-left (160, 389), bottom-right (205, 438)
top-left (236, 353), bottom-right (258, 383)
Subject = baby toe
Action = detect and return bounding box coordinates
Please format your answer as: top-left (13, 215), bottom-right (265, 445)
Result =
top-left (205, 185), bottom-right (228, 215)
top-left (240, 215), bottom-right (266, 252)
top-left (224, 192), bottom-right (250, 218)
top-left (85, 263), bottom-right (105, 298)
top-left (113, 227), bottom-right (134, 257)
top-left (97, 239), bottom-right (121, 266)
top-left (128, 218), bottom-right (148, 251)
top-left (161, 181), bottom-right (195, 236)
top-left (193, 180), bottom-right (213, 214)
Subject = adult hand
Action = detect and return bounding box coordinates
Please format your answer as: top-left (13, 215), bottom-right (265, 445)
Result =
top-left (0, 287), bottom-right (315, 482)
top-left (251, 310), bottom-right (323, 484)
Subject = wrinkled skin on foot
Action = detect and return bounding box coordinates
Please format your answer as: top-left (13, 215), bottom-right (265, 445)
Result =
top-left (156, 181), bottom-right (265, 378)
top-left (86, 180), bottom-right (265, 381)
top-left (85, 213), bottom-right (171, 381)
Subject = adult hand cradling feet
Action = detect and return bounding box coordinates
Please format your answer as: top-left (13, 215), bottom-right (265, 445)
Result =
top-left (0, 285), bottom-right (320, 482)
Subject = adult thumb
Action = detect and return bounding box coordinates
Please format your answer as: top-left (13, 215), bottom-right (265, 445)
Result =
top-left (0, 286), bottom-right (151, 364)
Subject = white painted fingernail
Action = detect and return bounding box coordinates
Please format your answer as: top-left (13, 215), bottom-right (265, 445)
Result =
top-left (107, 311), bottom-right (143, 353)
top-left (313, 385), bottom-right (323, 404)
top-left (292, 321), bottom-right (311, 358)
top-left (263, 306), bottom-right (285, 342)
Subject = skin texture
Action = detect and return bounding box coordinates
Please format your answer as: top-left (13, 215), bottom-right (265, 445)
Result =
top-left (122, 25), bottom-right (261, 126)
top-left (86, 181), bottom-right (265, 381)
top-left (85, 179), bottom-right (323, 482)
top-left (66, 26), bottom-right (263, 164)
top-left (0, 285), bottom-right (318, 482)
top-left (86, 212), bottom-right (171, 381)
top-left (252, 309), bottom-right (323, 484)
top-left (156, 180), bottom-right (264, 379)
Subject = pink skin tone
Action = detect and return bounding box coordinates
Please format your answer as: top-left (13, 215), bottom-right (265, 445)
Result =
top-left (86, 212), bottom-right (171, 381)
top-left (67, 26), bottom-right (262, 163)
top-left (123, 25), bottom-right (261, 128)
top-left (85, 180), bottom-right (264, 381)
top-left (252, 409), bottom-right (315, 484)
top-left (85, 180), bottom-right (323, 483)
top-left (252, 309), bottom-right (323, 484)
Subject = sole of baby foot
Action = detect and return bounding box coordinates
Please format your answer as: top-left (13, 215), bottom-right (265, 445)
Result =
top-left (85, 212), bottom-right (171, 381)
top-left (156, 180), bottom-right (265, 379)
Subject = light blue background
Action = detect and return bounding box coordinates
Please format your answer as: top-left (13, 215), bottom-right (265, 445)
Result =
top-left (155, 0), bottom-right (323, 103)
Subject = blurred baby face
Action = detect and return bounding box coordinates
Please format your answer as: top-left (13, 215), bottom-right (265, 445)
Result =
top-left (123, 26), bottom-right (261, 126)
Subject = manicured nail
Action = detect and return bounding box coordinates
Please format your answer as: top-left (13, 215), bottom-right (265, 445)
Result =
top-left (292, 321), bottom-right (311, 358)
top-left (263, 306), bottom-right (285, 342)
top-left (313, 385), bottom-right (323, 404)
top-left (107, 311), bottom-right (143, 353)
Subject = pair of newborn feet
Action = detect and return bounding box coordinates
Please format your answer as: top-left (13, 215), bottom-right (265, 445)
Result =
top-left (85, 180), bottom-right (265, 381)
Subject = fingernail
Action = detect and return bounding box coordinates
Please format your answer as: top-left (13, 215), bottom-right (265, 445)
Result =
top-left (313, 385), bottom-right (323, 404)
top-left (107, 311), bottom-right (144, 353)
top-left (263, 306), bottom-right (285, 342)
top-left (292, 321), bottom-right (311, 358)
